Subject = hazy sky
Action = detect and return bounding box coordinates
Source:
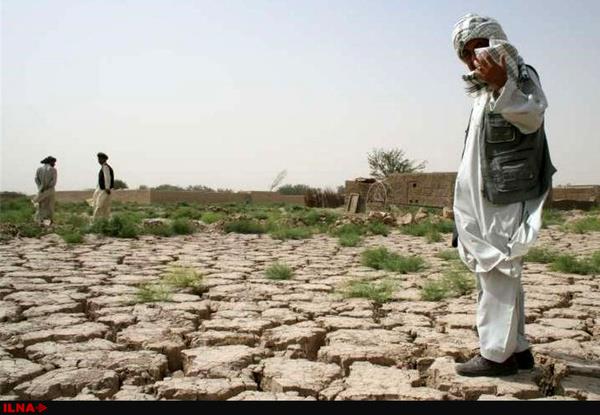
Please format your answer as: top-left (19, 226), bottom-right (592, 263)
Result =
top-left (2, 0), bottom-right (599, 194)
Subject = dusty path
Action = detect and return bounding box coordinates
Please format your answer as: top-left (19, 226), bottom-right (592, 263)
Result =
top-left (1, 227), bottom-right (598, 400)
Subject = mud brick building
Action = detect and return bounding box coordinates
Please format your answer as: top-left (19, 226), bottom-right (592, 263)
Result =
top-left (345, 172), bottom-right (457, 212)
top-left (345, 173), bottom-right (600, 213)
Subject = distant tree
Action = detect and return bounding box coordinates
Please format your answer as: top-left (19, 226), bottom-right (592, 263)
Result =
top-left (278, 184), bottom-right (312, 195)
top-left (138, 185), bottom-right (149, 190)
top-left (216, 188), bottom-right (234, 193)
top-left (337, 185), bottom-right (345, 195)
top-left (153, 184), bottom-right (185, 191)
top-left (367, 148), bottom-right (426, 179)
top-left (114, 179), bottom-right (128, 190)
top-left (269, 170), bottom-right (288, 192)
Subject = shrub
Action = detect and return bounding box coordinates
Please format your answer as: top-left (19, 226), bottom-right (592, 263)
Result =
top-left (201, 212), bottom-right (225, 224)
top-left (143, 223), bottom-right (174, 237)
top-left (339, 232), bottom-right (363, 247)
top-left (265, 262), bottom-right (293, 280)
top-left (361, 247), bottom-right (426, 273)
top-left (171, 218), bottom-right (195, 235)
top-left (170, 206), bottom-right (202, 220)
top-left (368, 221), bottom-right (390, 236)
top-left (18, 223), bottom-right (46, 238)
top-left (59, 229), bottom-right (84, 244)
top-left (224, 220), bottom-right (266, 234)
top-left (341, 279), bottom-right (395, 303)
top-left (89, 214), bottom-right (139, 238)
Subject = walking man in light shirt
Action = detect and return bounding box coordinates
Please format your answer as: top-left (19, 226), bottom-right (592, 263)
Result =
top-left (32, 156), bottom-right (58, 225)
top-left (92, 152), bottom-right (115, 220)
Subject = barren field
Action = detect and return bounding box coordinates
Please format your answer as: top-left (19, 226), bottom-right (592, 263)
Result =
top-left (1, 202), bottom-right (599, 400)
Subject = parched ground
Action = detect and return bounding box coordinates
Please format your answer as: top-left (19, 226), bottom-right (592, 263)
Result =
top-left (0, 225), bottom-right (599, 401)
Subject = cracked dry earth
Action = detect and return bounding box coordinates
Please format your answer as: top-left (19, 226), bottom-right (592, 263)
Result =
top-left (0, 226), bottom-right (599, 401)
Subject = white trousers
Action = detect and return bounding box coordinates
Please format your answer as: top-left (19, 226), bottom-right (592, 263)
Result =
top-left (476, 263), bottom-right (530, 363)
top-left (32, 188), bottom-right (56, 223)
top-left (92, 189), bottom-right (112, 220)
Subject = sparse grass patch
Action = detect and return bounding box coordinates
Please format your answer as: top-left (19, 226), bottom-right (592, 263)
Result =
top-left (333, 223), bottom-right (365, 247)
top-left (367, 221), bottom-right (390, 236)
top-left (525, 247), bottom-right (560, 264)
top-left (135, 284), bottom-right (172, 303)
top-left (341, 279), bottom-right (395, 303)
top-left (420, 280), bottom-right (449, 302)
top-left (339, 232), bottom-right (363, 247)
top-left (550, 253), bottom-right (600, 275)
top-left (436, 250), bottom-right (460, 261)
top-left (421, 268), bottom-right (475, 301)
top-left (299, 209), bottom-right (339, 226)
top-left (401, 219), bottom-right (454, 239)
top-left (542, 209), bottom-right (565, 228)
top-left (332, 223), bottom-right (366, 237)
top-left (265, 262), bottom-right (293, 280)
top-left (162, 266), bottom-right (204, 293)
top-left (425, 229), bottom-right (442, 243)
top-left (565, 216), bottom-right (600, 234)
top-left (200, 212), bottom-right (225, 224)
top-left (59, 228), bottom-right (84, 244)
top-left (224, 220), bottom-right (266, 234)
top-left (361, 247), bottom-right (426, 274)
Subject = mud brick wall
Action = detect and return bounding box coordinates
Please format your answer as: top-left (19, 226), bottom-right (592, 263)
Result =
top-left (55, 189), bottom-right (305, 205)
top-left (344, 180), bottom-right (370, 212)
top-left (249, 192), bottom-right (305, 205)
top-left (149, 191), bottom-right (250, 204)
top-left (386, 172), bottom-right (457, 208)
top-left (551, 186), bottom-right (600, 204)
top-left (345, 173), bottom-right (457, 212)
top-left (55, 189), bottom-right (151, 204)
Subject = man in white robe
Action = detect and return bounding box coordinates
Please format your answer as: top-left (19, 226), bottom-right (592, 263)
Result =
top-left (451, 14), bottom-right (555, 376)
top-left (92, 152), bottom-right (114, 220)
top-left (32, 156), bottom-right (58, 225)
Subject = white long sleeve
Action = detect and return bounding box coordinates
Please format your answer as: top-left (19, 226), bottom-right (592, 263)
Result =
top-left (488, 68), bottom-right (547, 134)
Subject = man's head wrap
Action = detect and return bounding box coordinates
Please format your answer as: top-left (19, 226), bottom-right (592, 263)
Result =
top-left (452, 13), bottom-right (528, 95)
top-left (40, 156), bottom-right (56, 164)
top-left (97, 152), bottom-right (109, 161)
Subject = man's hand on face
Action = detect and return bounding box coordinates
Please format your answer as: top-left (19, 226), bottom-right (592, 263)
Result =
top-left (473, 52), bottom-right (508, 93)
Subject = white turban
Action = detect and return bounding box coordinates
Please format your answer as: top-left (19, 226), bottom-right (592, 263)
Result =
top-left (452, 13), bottom-right (528, 95)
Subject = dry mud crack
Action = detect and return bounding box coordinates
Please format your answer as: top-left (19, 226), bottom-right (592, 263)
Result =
top-left (0, 228), bottom-right (599, 401)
